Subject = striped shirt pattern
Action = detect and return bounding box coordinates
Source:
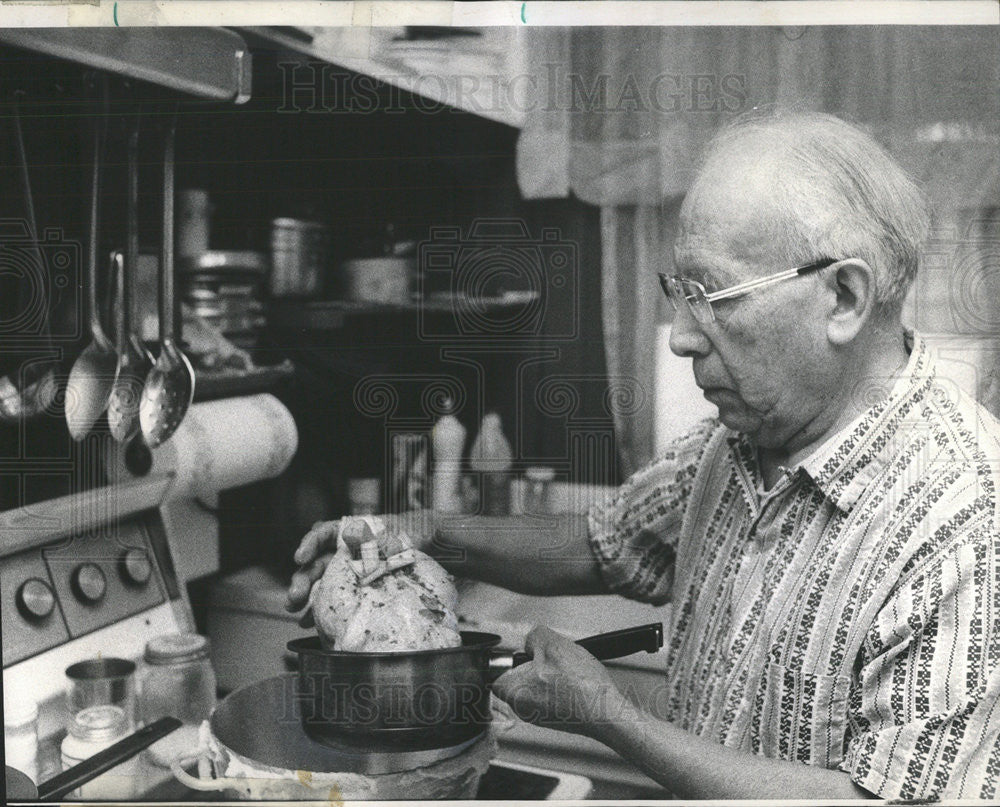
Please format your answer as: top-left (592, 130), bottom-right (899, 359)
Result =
top-left (588, 336), bottom-right (1000, 799)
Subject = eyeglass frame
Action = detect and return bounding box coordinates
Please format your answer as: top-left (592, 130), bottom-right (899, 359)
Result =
top-left (658, 257), bottom-right (841, 324)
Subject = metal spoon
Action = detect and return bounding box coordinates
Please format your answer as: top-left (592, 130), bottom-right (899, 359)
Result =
top-left (140, 115), bottom-right (194, 448)
top-left (108, 118), bottom-right (153, 442)
top-left (65, 104), bottom-right (117, 439)
top-left (0, 90), bottom-right (58, 422)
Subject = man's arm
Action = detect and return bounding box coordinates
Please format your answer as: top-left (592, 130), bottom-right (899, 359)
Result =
top-left (431, 513), bottom-right (606, 595)
top-left (597, 702), bottom-right (874, 800)
top-left (287, 511), bottom-right (606, 615)
top-left (492, 626), bottom-right (876, 801)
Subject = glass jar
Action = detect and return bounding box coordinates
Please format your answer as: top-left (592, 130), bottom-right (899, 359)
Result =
top-left (139, 633), bottom-right (217, 727)
top-left (61, 705), bottom-right (137, 800)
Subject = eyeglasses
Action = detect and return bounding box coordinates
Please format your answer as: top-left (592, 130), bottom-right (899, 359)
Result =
top-left (658, 258), bottom-right (840, 324)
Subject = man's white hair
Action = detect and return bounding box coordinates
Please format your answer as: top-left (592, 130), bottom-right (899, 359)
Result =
top-left (688, 110), bottom-right (930, 312)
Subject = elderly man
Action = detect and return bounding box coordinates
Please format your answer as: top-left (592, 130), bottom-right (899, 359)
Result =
top-left (288, 112), bottom-right (1000, 800)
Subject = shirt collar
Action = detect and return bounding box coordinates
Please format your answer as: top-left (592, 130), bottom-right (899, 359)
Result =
top-left (727, 333), bottom-right (936, 514)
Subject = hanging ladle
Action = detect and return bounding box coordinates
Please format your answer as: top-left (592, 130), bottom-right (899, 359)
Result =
top-left (108, 114), bottom-right (153, 442)
top-left (0, 89), bottom-right (59, 422)
top-left (65, 85), bottom-right (117, 439)
top-left (139, 113), bottom-right (194, 448)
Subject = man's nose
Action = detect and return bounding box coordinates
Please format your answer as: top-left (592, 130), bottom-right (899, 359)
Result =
top-left (668, 304), bottom-right (712, 357)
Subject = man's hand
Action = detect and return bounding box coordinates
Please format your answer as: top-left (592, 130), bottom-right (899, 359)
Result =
top-left (493, 629), bottom-right (874, 800)
top-left (491, 625), bottom-right (629, 739)
top-left (285, 509), bottom-right (438, 625)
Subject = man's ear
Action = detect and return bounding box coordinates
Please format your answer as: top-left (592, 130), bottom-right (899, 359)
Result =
top-left (826, 259), bottom-right (876, 345)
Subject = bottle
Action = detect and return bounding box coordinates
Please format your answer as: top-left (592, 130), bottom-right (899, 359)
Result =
top-left (470, 412), bottom-right (513, 516)
top-left (4, 690), bottom-right (38, 784)
top-left (61, 705), bottom-right (137, 800)
top-left (524, 465), bottom-right (556, 514)
top-left (431, 399), bottom-right (465, 513)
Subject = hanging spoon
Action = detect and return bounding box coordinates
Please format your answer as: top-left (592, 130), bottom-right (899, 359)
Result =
top-left (65, 83), bottom-right (117, 439)
top-left (0, 89), bottom-right (59, 422)
top-left (108, 115), bottom-right (153, 443)
top-left (139, 113), bottom-right (194, 448)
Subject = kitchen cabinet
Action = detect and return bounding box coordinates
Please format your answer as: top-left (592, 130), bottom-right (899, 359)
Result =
top-left (0, 28), bottom-right (251, 102)
top-left (241, 26), bottom-right (528, 127)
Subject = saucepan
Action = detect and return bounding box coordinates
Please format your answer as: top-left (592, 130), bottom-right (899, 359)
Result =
top-left (286, 623), bottom-right (663, 751)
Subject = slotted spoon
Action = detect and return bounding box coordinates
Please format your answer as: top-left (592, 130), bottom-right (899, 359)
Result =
top-left (108, 116), bottom-right (153, 442)
top-left (139, 115), bottom-right (194, 448)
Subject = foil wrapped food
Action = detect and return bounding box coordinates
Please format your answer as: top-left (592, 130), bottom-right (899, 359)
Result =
top-left (308, 516), bottom-right (462, 652)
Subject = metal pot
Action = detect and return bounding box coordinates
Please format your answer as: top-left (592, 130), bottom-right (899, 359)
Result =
top-left (286, 623), bottom-right (663, 751)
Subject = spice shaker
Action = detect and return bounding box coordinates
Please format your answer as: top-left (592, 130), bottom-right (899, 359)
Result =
top-left (524, 466), bottom-right (556, 514)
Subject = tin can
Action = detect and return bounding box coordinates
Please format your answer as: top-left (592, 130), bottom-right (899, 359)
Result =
top-left (389, 433), bottom-right (429, 513)
top-left (269, 218), bottom-right (332, 298)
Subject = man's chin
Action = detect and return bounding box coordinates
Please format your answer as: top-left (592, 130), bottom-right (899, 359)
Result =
top-left (708, 396), bottom-right (761, 435)
top-left (718, 412), bottom-right (759, 434)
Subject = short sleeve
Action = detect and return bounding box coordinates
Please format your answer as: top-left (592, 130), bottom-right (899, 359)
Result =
top-left (587, 417), bottom-right (718, 605)
top-left (840, 529), bottom-right (1000, 800)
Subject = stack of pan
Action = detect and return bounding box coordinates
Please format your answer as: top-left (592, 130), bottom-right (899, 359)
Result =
top-left (179, 251), bottom-right (268, 348)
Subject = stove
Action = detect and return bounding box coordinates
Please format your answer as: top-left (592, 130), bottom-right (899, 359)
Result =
top-left (1, 474), bottom-right (194, 741)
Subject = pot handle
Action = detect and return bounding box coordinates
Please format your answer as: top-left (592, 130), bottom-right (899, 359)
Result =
top-left (171, 751), bottom-right (243, 793)
top-left (489, 622), bottom-right (663, 682)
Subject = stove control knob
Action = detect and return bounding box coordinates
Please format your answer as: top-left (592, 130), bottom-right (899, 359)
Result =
top-left (120, 549), bottom-right (152, 586)
top-left (17, 578), bottom-right (55, 620)
top-left (72, 564), bottom-right (107, 604)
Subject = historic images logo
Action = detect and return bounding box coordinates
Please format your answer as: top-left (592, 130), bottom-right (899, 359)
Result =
top-left (277, 61), bottom-right (748, 117)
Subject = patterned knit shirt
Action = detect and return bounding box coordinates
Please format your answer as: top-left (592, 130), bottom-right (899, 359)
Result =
top-left (588, 336), bottom-right (1000, 800)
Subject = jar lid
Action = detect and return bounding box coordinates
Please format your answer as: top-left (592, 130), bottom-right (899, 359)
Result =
top-left (3, 689), bottom-right (38, 727)
top-left (69, 705), bottom-right (127, 743)
top-left (144, 633), bottom-right (210, 665)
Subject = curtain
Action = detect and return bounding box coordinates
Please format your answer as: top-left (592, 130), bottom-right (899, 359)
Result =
top-left (600, 200), bottom-right (682, 478)
top-left (516, 26), bottom-right (1000, 472)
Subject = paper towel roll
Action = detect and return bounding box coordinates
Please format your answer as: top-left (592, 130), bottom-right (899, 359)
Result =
top-left (108, 394), bottom-right (298, 501)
